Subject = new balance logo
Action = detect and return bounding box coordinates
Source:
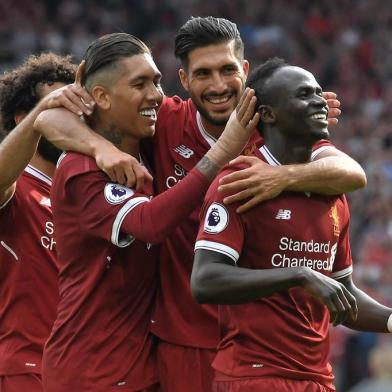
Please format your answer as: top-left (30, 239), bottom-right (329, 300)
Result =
top-left (174, 145), bottom-right (194, 159)
top-left (275, 209), bottom-right (291, 220)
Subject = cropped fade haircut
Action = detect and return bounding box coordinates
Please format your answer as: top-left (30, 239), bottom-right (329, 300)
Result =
top-left (0, 53), bottom-right (76, 133)
top-left (174, 16), bottom-right (244, 68)
top-left (246, 57), bottom-right (288, 134)
top-left (82, 33), bottom-right (151, 90)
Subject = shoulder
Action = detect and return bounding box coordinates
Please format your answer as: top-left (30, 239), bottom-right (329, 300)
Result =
top-left (56, 152), bottom-right (100, 179)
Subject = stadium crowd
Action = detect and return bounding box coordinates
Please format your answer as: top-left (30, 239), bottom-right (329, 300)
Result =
top-left (0, 0), bottom-right (392, 390)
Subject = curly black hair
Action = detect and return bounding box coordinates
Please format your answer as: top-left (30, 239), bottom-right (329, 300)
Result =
top-left (0, 52), bottom-right (77, 133)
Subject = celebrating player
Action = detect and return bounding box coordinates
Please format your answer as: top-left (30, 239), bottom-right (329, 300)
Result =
top-left (33, 17), bottom-right (366, 391)
top-left (38, 32), bottom-right (258, 392)
top-left (0, 54), bottom-right (76, 392)
top-left (192, 58), bottom-right (392, 392)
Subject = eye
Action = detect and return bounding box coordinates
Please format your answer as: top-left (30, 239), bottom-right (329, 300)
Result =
top-left (222, 66), bottom-right (238, 75)
top-left (194, 69), bottom-right (209, 78)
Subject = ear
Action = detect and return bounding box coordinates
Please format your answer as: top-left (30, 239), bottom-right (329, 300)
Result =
top-left (242, 59), bottom-right (250, 80)
top-left (14, 113), bottom-right (27, 125)
top-left (179, 68), bottom-right (190, 92)
top-left (91, 85), bottom-right (111, 110)
top-left (258, 105), bottom-right (275, 124)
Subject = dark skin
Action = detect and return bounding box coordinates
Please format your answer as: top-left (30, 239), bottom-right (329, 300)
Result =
top-left (192, 66), bottom-right (392, 331)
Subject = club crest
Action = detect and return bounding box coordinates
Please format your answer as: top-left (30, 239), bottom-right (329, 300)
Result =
top-left (204, 203), bottom-right (229, 234)
top-left (104, 183), bottom-right (134, 204)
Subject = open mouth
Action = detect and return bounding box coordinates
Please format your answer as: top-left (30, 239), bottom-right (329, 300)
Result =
top-left (139, 108), bottom-right (157, 120)
top-left (309, 112), bottom-right (327, 121)
top-left (204, 92), bottom-right (234, 105)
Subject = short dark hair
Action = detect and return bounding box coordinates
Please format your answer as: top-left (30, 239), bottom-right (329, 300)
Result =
top-left (0, 53), bottom-right (76, 132)
top-left (174, 16), bottom-right (244, 68)
top-left (246, 57), bottom-right (288, 133)
top-left (82, 32), bottom-right (151, 88)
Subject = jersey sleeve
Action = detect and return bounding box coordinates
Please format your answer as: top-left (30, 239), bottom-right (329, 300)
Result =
top-left (195, 175), bottom-right (245, 264)
top-left (63, 168), bottom-right (150, 248)
top-left (330, 196), bottom-right (353, 280)
top-left (311, 139), bottom-right (338, 161)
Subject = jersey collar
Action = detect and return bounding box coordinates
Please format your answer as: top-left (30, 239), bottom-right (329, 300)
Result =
top-left (24, 165), bottom-right (52, 185)
top-left (196, 111), bottom-right (217, 147)
top-left (258, 145), bottom-right (281, 166)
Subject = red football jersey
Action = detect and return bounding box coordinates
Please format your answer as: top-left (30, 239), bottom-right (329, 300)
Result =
top-left (0, 165), bottom-right (58, 376)
top-left (151, 96), bottom-right (338, 350)
top-left (43, 153), bottom-right (159, 391)
top-left (195, 145), bottom-right (353, 389)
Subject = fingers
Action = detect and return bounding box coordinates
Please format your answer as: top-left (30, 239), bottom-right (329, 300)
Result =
top-left (75, 60), bottom-right (85, 85)
top-left (222, 187), bottom-right (252, 204)
top-left (327, 107), bottom-right (341, 118)
top-left (236, 88), bottom-right (255, 122)
top-left (227, 155), bottom-right (260, 170)
top-left (60, 86), bottom-right (93, 116)
top-left (133, 166), bottom-right (153, 191)
top-left (236, 87), bottom-right (249, 114)
top-left (322, 91), bottom-right (337, 100)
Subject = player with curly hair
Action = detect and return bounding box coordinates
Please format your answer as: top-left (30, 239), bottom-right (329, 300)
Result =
top-left (0, 53), bottom-right (78, 392)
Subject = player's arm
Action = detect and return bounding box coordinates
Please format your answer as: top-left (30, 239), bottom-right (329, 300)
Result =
top-left (192, 249), bottom-right (357, 326)
top-left (0, 83), bottom-right (91, 205)
top-left (339, 274), bottom-right (392, 333)
top-left (34, 107), bottom-right (153, 190)
top-left (219, 147), bottom-right (366, 213)
top-left (120, 89), bottom-right (260, 243)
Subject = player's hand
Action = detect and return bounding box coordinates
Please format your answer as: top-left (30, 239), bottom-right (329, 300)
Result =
top-left (206, 88), bottom-right (260, 168)
top-left (39, 60), bottom-right (95, 116)
top-left (218, 156), bottom-right (288, 213)
top-left (302, 269), bottom-right (358, 326)
top-left (94, 139), bottom-right (153, 190)
top-left (323, 91), bottom-right (341, 127)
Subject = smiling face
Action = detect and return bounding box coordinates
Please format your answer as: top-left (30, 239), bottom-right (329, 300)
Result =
top-left (107, 54), bottom-right (163, 139)
top-left (92, 53), bottom-right (163, 142)
top-left (267, 66), bottom-right (329, 142)
top-left (179, 40), bottom-right (249, 130)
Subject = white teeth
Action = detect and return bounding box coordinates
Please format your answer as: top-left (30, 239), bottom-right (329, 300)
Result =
top-left (139, 109), bottom-right (157, 118)
top-left (206, 96), bottom-right (230, 104)
top-left (310, 113), bottom-right (327, 120)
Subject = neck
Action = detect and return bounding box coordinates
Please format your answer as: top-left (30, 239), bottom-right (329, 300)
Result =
top-left (200, 116), bottom-right (226, 140)
top-left (89, 114), bottom-right (140, 158)
top-left (263, 128), bottom-right (314, 165)
top-left (30, 154), bottom-right (56, 178)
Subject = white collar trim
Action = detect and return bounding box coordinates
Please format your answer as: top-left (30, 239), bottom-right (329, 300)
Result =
top-left (24, 165), bottom-right (52, 185)
top-left (196, 111), bottom-right (217, 147)
top-left (258, 145), bottom-right (281, 166)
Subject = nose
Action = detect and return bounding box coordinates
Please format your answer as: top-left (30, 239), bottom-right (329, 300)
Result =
top-left (210, 72), bottom-right (227, 93)
top-left (312, 93), bottom-right (327, 108)
top-left (147, 82), bottom-right (163, 105)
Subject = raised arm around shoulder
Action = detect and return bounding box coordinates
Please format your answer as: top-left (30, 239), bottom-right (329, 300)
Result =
top-left (286, 146), bottom-right (367, 194)
top-left (220, 146), bottom-right (367, 213)
top-left (34, 108), bottom-right (152, 189)
top-left (0, 103), bottom-right (43, 205)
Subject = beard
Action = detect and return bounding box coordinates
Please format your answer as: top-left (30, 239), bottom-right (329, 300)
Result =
top-left (37, 137), bottom-right (63, 164)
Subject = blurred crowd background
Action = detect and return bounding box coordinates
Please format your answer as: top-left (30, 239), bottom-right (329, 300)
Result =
top-left (1, 0), bottom-right (391, 390)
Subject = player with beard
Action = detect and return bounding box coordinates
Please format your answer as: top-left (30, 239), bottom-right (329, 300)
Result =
top-left (38, 33), bottom-right (258, 392)
top-left (192, 58), bottom-right (392, 392)
top-left (33, 17), bottom-right (366, 391)
top-left (0, 53), bottom-right (77, 392)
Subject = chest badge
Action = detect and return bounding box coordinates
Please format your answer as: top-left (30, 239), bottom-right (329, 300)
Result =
top-left (329, 203), bottom-right (340, 237)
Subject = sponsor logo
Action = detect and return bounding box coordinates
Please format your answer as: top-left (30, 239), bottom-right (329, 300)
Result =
top-left (174, 145), bottom-right (194, 159)
top-left (275, 209), bottom-right (291, 220)
top-left (166, 164), bottom-right (187, 188)
top-left (104, 183), bottom-right (134, 205)
top-left (204, 203), bottom-right (229, 234)
top-left (270, 237), bottom-right (337, 272)
top-left (329, 203), bottom-right (340, 236)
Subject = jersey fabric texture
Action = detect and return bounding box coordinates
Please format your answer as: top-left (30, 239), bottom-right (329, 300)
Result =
top-left (43, 153), bottom-right (158, 392)
top-left (195, 145), bottom-right (352, 390)
top-left (0, 166), bottom-right (58, 377)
